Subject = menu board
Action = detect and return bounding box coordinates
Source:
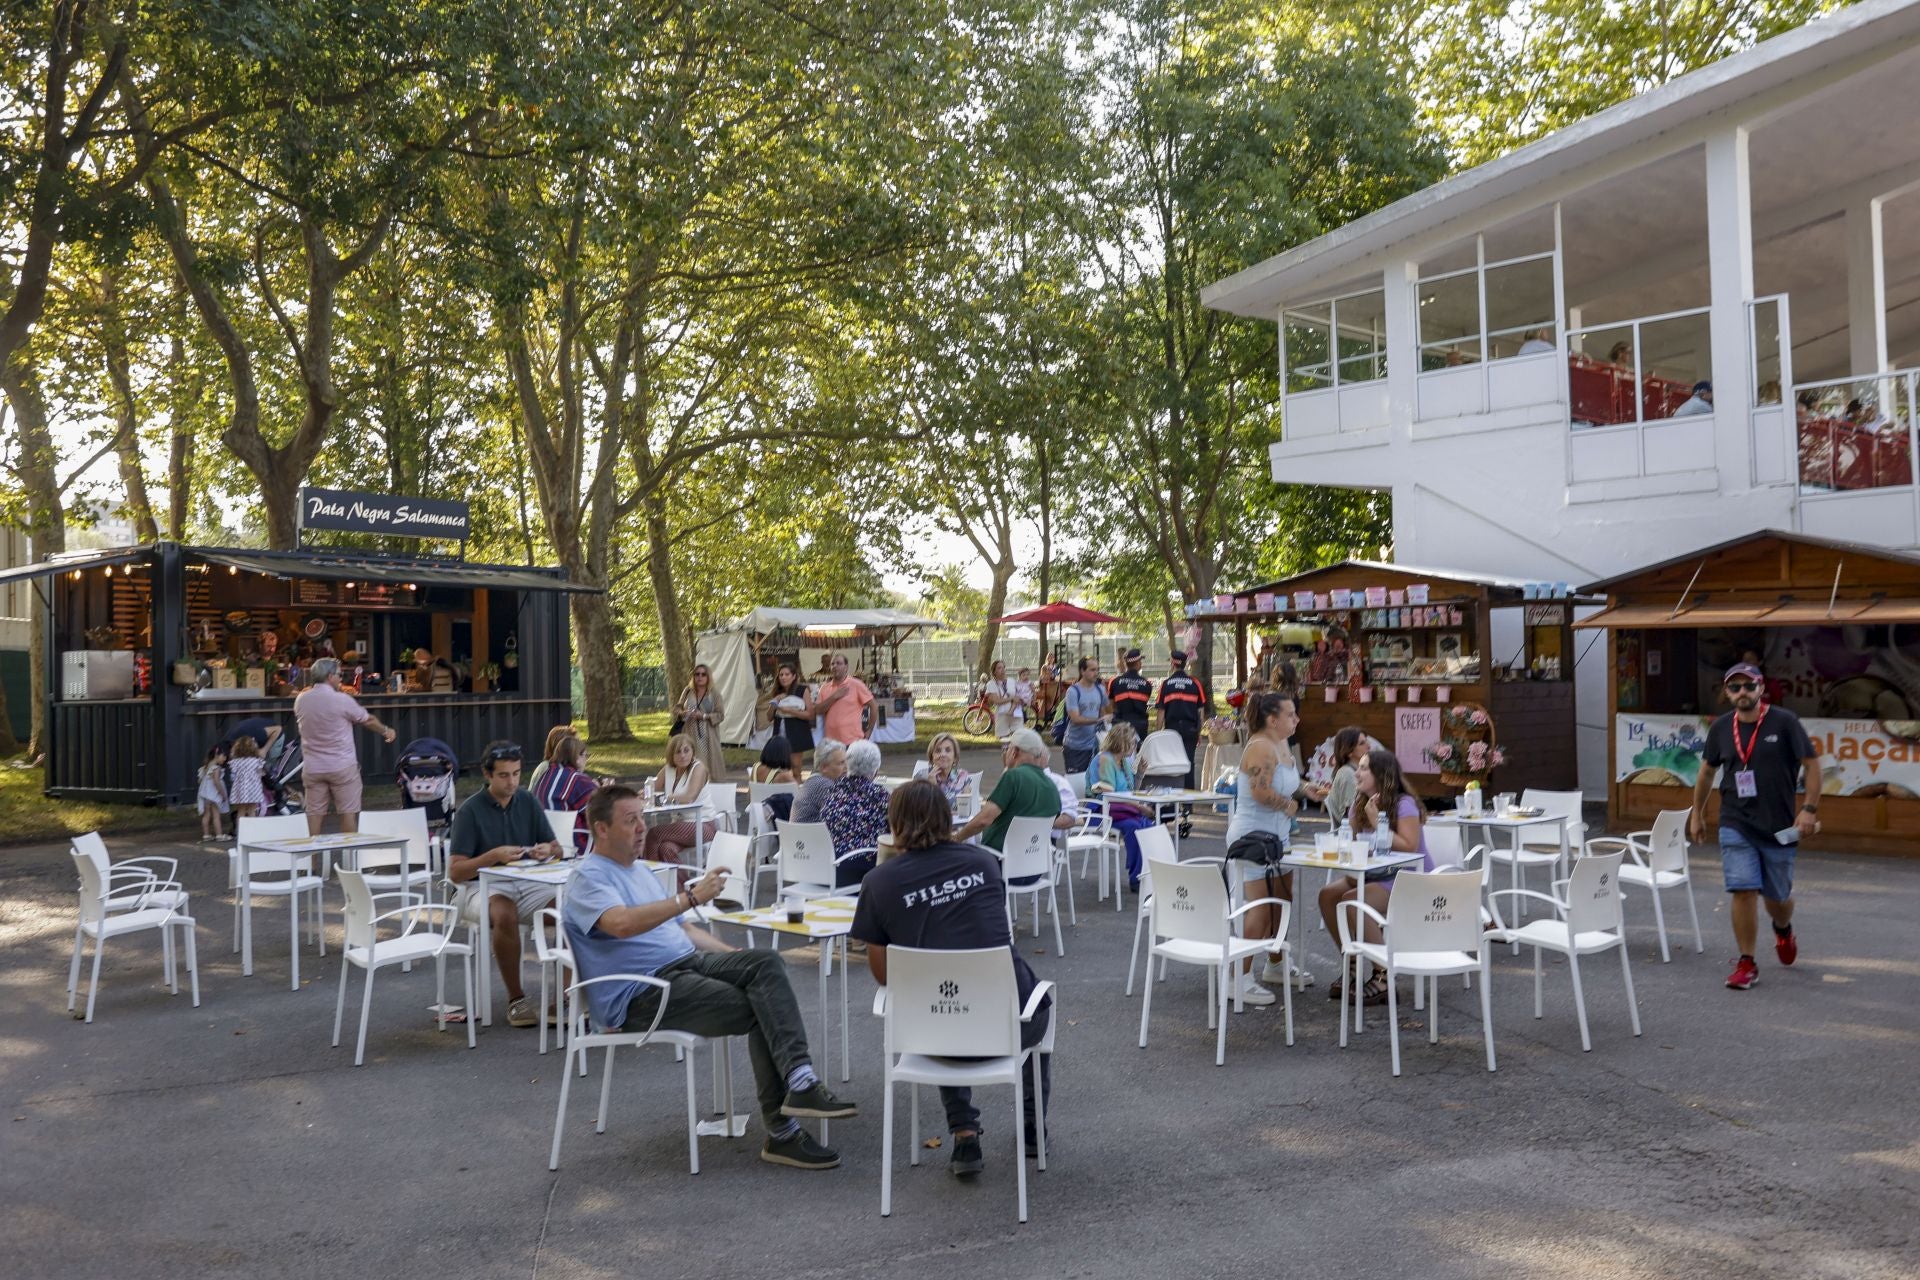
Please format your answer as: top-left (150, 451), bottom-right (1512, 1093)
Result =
top-left (354, 582), bottom-right (397, 606)
top-left (292, 578), bottom-right (339, 606)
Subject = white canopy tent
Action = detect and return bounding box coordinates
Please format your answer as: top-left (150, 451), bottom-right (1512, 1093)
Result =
top-left (695, 607), bottom-right (940, 746)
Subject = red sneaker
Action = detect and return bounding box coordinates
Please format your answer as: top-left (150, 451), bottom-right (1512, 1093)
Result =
top-left (1774, 927), bottom-right (1798, 966)
top-left (1726, 956), bottom-right (1759, 990)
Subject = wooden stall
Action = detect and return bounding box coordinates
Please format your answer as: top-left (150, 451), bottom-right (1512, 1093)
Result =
top-left (1577, 529), bottom-right (1920, 855)
top-left (1, 541), bottom-right (592, 806)
top-left (1216, 562), bottom-right (1584, 800)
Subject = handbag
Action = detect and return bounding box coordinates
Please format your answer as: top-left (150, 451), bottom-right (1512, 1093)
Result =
top-left (1226, 829), bottom-right (1285, 871)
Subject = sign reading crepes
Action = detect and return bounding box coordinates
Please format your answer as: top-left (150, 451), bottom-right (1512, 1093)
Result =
top-left (299, 486), bottom-right (469, 541)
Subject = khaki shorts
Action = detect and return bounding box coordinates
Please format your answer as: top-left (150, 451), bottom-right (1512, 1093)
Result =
top-left (457, 879), bottom-right (557, 926)
top-left (304, 766), bottom-right (364, 816)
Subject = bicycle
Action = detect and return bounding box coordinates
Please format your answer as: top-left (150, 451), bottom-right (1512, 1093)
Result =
top-left (961, 682), bottom-right (995, 737)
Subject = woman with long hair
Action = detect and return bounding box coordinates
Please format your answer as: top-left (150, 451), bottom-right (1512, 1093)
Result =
top-left (1318, 747), bottom-right (1432, 1006)
top-left (1088, 721), bottom-right (1154, 891)
top-left (752, 734), bottom-right (800, 823)
top-left (677, 664), bottom-right (728, 780)
top-left (534, 734), bottom-right (597, 853)
top-left (762, 661), bottom-right (815, 765)
top-left (526, 723), bottom-right (575, 795)
top-left (648, 732), bottom-right (718, 866)
top-left (1225, 692), bottom-right (1309, 1004)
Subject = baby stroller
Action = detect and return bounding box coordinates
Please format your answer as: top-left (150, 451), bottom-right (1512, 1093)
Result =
top-left (396, 737), bottom-right (459, 826)
top-left (262, 732), bottom-right (305, 816)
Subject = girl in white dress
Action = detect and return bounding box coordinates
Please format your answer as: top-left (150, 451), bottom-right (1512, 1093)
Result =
top-left (198, 745), bottom-right (230, 840)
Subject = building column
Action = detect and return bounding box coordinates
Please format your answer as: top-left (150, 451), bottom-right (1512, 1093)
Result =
top-left (1705, 127), bottom-right (1755, 490)
top-left (1846, 199), bottom-right (1888, 377)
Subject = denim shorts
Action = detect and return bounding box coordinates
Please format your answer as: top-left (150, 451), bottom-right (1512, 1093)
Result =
top-left (1720, 826), bottom-right (1795, 902)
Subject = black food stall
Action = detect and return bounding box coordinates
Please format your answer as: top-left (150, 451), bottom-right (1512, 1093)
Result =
top-left (2, 541), bottom-right (594, 806)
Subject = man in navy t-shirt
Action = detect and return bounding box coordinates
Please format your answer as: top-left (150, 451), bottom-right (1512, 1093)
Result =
top-left (852, 780), bottom-right (1052, 1180)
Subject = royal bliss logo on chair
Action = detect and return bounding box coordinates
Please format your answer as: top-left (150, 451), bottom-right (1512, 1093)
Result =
top-left (1424, 894), bottom-right (1453, 923)
top-left (1170, 883), bottom-right (1196, 913)
top-left (931, 979), bottom-right (969, 1015)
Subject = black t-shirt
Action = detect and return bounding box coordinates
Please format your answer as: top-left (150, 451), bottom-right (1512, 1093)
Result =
top-left (229, 716), bottom-right (274, 750)
top-left (1701, 706), bottom-right (1816, 849)
top-left (1157, 672), bottom-right (1208, 731)
top-left (851, 841), bottom-right (1042, 1008)
top-left (1108, 672), bottom-right (1153, 727)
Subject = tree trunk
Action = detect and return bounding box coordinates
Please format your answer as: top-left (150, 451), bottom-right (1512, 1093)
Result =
top-left (100, 277), bottom-right (160, 543)
top-left (974, 526), bottom-right (1017, 680)
top-left (1036, 431), bottom-right (1052, 668)
top-left (2, 356), bottom-right (65, 758)
top-left (643, 493), bottom-right (692, 702)
top-left (571, 590), bottom-right (628, 741)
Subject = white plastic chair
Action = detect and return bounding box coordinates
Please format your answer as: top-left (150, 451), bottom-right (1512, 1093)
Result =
top-left (543, 806), bottom-right (584, 854)
top-left (701, 831), bottom-right (759, 911)
top-left (1124, 824), bottom-right (1177, 996)
top-left (776, 820), bottom-right (865, 900)
top-left (700, 782), bottom-right (739, 833)
top-left (1137, 730), bottom-right (1189, 786)
top-left (875, 946), bottom-right (1055, 1223)
top-left (67, 848), bottom-right (198, 1023)
top-left (1486, 789), bottom-right (1584, 928)
top-left (357, 809), bottom-right (437, 903)
top-left (548, 974), bottom-right (734, 1174)
top-left (1487, 850), bottom-right (1643, 1051)
top-left (70, 832), bottom-right (189, 917)
top-left (1337, 870), bottom-right (1495, 1076)
top-left (1589, 810), bottom-right (1702, 962)
top-left (532, 907), bottom-right (575, 1056)
top-left (1065, 804), bottom-right (1122, 907)
top-left (228, 813), bottom-right (310, 947)
top-left (999, 816), bottom-right (1068, 957)
top-left (331, 868), bottom-right (474, 1066)
top-left (1137, 856), bottom-right (1293, 1064)
top-left (234, 813), bottom-right (327, 968)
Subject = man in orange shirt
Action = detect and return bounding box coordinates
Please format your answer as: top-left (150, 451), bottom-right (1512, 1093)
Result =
top-left (815, 652), bottom-right (873, 744)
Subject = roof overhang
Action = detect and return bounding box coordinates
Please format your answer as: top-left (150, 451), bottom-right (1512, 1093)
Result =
top-left (0, 547), bottom-right (154, 587)
top-left (1201, 0), bottom-right (1920, 318)
top-left (192, 550), bottom-right (598, 594)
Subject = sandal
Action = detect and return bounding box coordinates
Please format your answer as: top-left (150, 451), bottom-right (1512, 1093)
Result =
top-left (1361, 974), bottom-right (1389, 1007)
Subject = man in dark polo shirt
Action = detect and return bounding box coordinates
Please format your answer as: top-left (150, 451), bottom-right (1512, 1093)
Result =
top-left (1107, 648), bottom-right (1153, 742)
top-left (447, 740), bottom-right (564, 1027)
top-left (1688, 663), bottom-right (1822, 992)
top-left (853, 780), bottom-right (1052, 1179)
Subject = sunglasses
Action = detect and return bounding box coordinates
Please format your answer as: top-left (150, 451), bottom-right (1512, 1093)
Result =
top-left (1725, 681), bottom-right (1759, 693)
top-left (483, 744), bottom-right (524, 766)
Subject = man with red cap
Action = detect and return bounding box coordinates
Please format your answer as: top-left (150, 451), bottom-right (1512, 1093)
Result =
top-left (1688, 661), bottom-right (1822, 991)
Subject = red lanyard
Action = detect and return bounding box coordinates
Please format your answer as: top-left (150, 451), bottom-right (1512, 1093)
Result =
top-left (1731, 706), bottom-right (1768, 768)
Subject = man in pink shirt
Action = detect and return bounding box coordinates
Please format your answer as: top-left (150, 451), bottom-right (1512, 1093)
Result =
top-left (294, 657), bottom-right (397, 835)
top-left (814, 653), bottom-right (873, 744)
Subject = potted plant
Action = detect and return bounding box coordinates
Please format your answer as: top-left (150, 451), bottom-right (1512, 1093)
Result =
top-left (1425, 703), bottom-right (1506, 787)
top-left (475, 660), bottom-right (502, 692)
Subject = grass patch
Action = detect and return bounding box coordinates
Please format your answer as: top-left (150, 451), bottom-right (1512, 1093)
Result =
top-left (583, 702), bottom-right (983, 780)
top-left (0, 763), bottom-right (193, 847)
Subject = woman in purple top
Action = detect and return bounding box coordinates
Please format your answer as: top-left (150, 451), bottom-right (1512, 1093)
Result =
top-left (534, 734), bottom-right (598, 853)
top-left (1317, 748), bottom-right (1428, 1006)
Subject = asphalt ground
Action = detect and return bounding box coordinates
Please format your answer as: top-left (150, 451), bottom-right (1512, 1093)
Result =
top-left (3, 753), bottom-right (1916, 1279)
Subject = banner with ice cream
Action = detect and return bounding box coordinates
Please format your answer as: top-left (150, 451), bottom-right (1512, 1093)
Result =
top-left (1615, 713), bottom-right (1920, 798)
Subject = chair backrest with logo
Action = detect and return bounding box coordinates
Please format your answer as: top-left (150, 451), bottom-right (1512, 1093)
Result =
top-left (702, 831), bottom-right (755, 908)
top-left (1383, 871), bottom-right (1484, 955)
top-left (777, 821), bottom-right (835, 889)
top-left (1519, 789), bottom-right (1585, 852)
top-left (999, 816), bottom-right (1055, 883)
top-left (337, 868), bottom-right (378, 953)
top-left (1146, 857), bottom-right (1228, 947)
top-left (1646, 809), bottom-right (1691, 876)
top-left (883, 944), bottom-right (1019, 1059)
top-left (1564, 850), bottom-right (1625, 935)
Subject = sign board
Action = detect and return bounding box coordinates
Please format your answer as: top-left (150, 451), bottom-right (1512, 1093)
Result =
top-left (299, 486), bottom-right (469, 541)
top-left (1394, 706), bottom-right (1443, 773)
top-left (1615, 712), bottom-right (1920, 798)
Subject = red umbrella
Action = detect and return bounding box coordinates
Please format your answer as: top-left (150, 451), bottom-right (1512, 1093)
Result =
top-left (992, 600), bottom-right (1124, 625)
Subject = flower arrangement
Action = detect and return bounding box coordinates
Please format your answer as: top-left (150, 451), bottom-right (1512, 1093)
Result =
top-left (1204, 714), bottom-right (1239, 744)
top-left (1425, 703), bottom-right (1506, 785)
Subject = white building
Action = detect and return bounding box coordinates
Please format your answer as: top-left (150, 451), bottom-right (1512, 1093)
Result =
top-left (1204, 0), bottom-right (1920, 790)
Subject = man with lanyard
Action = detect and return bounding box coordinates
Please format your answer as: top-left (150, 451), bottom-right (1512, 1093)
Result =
top-left (1688, 662), bottom-right (1821, 991)
top-left (1107, 648), bottom-right (1153, 743)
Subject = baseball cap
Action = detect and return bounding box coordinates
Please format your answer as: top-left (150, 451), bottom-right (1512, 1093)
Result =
top-left (1693, 380), bottom-right (1712, 394)
top-left (1124, 647), bottom-right (1142, 661)
top-left (1170, 649), bottom-right (1188, 662)
top-left (1723, 662), bottom-right (1763, 685)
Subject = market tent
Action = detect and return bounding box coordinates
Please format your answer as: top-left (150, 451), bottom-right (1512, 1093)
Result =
top-left (694, 629), bottom-right (761, 746)
top-left (699, 606), bottom-right (942, 745)
top-left (720, 606), bottom-right (939, 635)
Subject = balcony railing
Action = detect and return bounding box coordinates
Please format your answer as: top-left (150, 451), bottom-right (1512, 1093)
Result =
top-left (1566, 306), bottom-right (1713, 429)
top-left (1794, 370), bottom-right (1918, 494)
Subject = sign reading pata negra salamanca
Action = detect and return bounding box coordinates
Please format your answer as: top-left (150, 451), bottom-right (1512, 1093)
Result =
top-left (298, 487), bottom-right (469, 540)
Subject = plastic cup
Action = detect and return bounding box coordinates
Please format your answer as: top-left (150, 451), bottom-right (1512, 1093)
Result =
top-left (785, 894), bottom-right (805, 925)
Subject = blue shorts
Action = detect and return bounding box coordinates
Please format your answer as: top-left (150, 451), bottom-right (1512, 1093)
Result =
top-left (1719, 826), bottom-right (1795, 902)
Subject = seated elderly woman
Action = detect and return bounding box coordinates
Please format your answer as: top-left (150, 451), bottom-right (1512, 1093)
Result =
top-left (821, 739), bottom-right (890, 887)
top-left (791, 738), bottom-right (845, 825)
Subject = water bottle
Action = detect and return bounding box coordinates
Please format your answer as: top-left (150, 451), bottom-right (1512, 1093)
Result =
top-left (1337, 816), bottom-right (1353, 843)
top-left (1371, 813), bottom-right (1392, 860)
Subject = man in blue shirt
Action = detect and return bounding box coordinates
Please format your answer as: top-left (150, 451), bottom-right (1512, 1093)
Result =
top-left (1061, 657), bottom-right (1109, 776)
top-left (564, 783), bottom-right (856, 1170)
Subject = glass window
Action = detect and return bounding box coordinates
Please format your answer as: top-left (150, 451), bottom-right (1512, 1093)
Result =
top-left (1417, 271), bottom-right (1481, 370)
top-left (1640, 311), bottom-right (1713, 421)
top-left (1484, 257), bottom-right (1555, 360)
top-left (1417, 238), bottom-right (1477, 277)
top-left (1751, 298), bottom-right (1782, 406)
top-left (1333, 290), bottom-right (1386, 385)
top-left (1568, 324), bottom-right (1637, 427)
top-left (1283, 302), bottom-right (1332, 392)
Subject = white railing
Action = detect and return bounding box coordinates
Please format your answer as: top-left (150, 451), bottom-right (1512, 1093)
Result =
top-left (1792, 369), bottom-right (1920, 495)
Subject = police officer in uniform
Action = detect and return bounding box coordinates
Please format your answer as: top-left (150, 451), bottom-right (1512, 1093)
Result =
top-left (1108, 647), bottom-right (1154, 743)
top-left (1155, 649), bottom-right (1210, 793)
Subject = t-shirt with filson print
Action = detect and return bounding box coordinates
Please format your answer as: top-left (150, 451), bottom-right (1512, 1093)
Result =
top-left (850, 841), bottom-right (1043, 1012)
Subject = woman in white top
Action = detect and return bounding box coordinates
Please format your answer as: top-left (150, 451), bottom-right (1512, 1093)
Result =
top-left (985, 659), bottom-right (1017, 739)
top-left (647, 733), bottom-right (716, 867)
top-left (1227, 692), bottom-right (1325, 1003)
